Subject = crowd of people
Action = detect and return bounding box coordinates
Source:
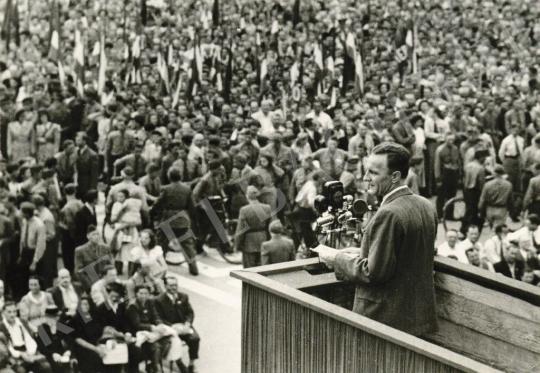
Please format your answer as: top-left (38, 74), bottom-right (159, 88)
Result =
top-left (0, 0), bottom-right (540, 371)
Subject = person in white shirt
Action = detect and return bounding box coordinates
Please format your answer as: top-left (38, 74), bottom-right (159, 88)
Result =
top-left (455, 225), bottom-right (483, 264)
top-left (252, 99), bottom-right (275, 139)
top-left (480, 224), bottom-right (508, 271)
top-left (437, 229), bottom-right (465, 261)
top-left (498, 124), bottom-right (525, 192)
top-left (305, 100), bottom-right (333, 134)
top-left (506, 214), bottom-right (540, 247)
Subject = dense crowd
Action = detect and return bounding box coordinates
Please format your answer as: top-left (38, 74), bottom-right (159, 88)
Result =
top-left (0, 0), bottom-right (540, 371)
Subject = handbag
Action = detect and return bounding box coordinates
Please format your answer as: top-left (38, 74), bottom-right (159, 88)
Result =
top-left (101, 341), bottom-right (128, 365)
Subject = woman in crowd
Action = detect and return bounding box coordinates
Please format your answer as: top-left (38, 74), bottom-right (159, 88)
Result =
top-left (18, 276), bottom-right (56, 333)
top-left (253, 154), bottom-right (285, 211)
top-left (130, 229), bottom-right (167, 278)
top-left (34, 110), bottom-right (61, 163)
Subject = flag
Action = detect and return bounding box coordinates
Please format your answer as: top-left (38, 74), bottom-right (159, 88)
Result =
top-left (223, 41), bottom-right (233, 102)
top-left (73, 28), bottom-right (85, 96)
top-left (141, 0), bottom-right (147, 26)
top-left (260, 56), bottom-right (268, 85)
top-left (216, 73), bottom-right (223, 92)
top-left (290, 61), bottom-right (299, 88)
top-left (97, 33), bottom-right (107, 96)
top-left (342, 32), bottom-right (356, 93)
top-left (57, 61), bottom-right (66, 87)
top-left (48, 0), bottom-right (61, 60)
top-left (2, 0), bottom-right (20, 50)
top-left (292, 0), bottom-right (301, 26)
top-left (187, 36), bottom-right (202, 97)
top-left (157, 52), bottom-right (170, 93)
top-left (271, 19), bottom-right (279, 35)
top-left (172, 74), bottom-right (183, 108)
top-left (313, 43), bottom-right (323, 71)
top-left (394, 20), bottom-right (413, 78)
top-left (212, 0), bottom-right (220, 27)
top-left (354, 51), bottom-right (364, 94)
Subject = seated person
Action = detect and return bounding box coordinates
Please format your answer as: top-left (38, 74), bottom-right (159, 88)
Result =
top-left (74, 226), bottom-right (113, 290)
top-left (49, 269), bottom-right (84, 318)
top-left (155, 276), bottom-right (200, 373)
top-left (125, 285), bottom-right (171, 373)
top-left (0, 332), bottom-right (17, 373)
top-left (69, 297), bottom-right (108, 373)
top-left (18, 276), bottom-right (56, 333)
top-left (0, 301), bottom-right (52, 373)
top-left (91, 265), bottom-right (123, 307)
top-left (494, 241), bottom-right (525, 280)
top-left (126, 262), bottom-right (165, 302)
top-left (94, 282), bottom-right (139, 373)
top-left (35, 305), bottom-right (74, 373)
top-left (130, 229), bottom-right (167, 278)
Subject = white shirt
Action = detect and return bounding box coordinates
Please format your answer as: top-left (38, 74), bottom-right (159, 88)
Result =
top-left (480, 235), bottom-right (505, 265)
top-left (59, 284), bottom-right (79, 314)
top-left (2, 317), bottom-right (38, 357)
top-left (306, 110), bottom-right (333, 131)
top-left (455, 239), bottom-right (483, 264)
top-left (295, 180), bottom-right (317, 209)
top-left (437, 242), bottom-right (468, 262)
top-left (506, 226), bottom-right (540, 245)
top-left (252, 111), bottom-right (275, 138)
top-left (498, 134), bottom-right (524, 161)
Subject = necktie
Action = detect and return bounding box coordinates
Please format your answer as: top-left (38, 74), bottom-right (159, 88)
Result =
top-left (514, 136), bottom-right (521, 157)
top-left (329, 151), bottom-right (336, 177)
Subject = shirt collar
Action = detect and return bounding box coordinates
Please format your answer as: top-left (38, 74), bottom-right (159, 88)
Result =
top-left (381, 185), bottom-right (408, 206)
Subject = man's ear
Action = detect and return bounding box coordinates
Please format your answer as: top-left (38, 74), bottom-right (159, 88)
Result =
top-left (392, 171), bottom-right (402, 183)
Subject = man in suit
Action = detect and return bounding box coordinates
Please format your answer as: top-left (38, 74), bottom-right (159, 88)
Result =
top-left (315, 142), bottom-right (438, 336)
top-left (261, 220), bottom-right (296, 265)
top-left (125, 285), bottom-right (170, 373)
top-left (55, 140), bottom-right (77, 187)
top-left (152, 167), bottom-right (198, 275)
top-left (74, 226), bottom-right (113, 290)
top-left (155, 276), bottom-right (200, 373)
top-left (58, 184), bottom-right (83, 273)
top-left (390, 111), bottom-right (415, 154)
top-left (16, 202), bottom-right (47, 300)
top-left (49, 269), bottom-right (83, 317)
top-left (235, 186), bottom-right (273, 268)
top-left (0, 302), bottom-right (52, 372)
top-left (72, 190), bottom-right (98, 247)
top-left (74, 132), bottom-right (99, 199)
top-left (494, 240), bottom-right (525, 280)
top-left (478, 165), bottom-right (513, 229)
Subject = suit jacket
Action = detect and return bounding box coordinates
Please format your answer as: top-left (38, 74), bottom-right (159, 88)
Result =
top-left (55, 150), bottom-right (77, 186)
top-left (334, 187), bottom-right (438, 336)
top-left (494, 260), bottom-right (524, 280)
top-left (154, 292), bottom-right (194, 325)
top-left (94, 301), bottom-right (129, 333)
top-left (73, 241), bottom-right (112, 289)
top-left (75, 146), bottom-right (99, 197)
top-left (50, 284), bottom-right (84, 313)
top-left (72, 205), bottom-right (97, 246)
top-left (151, 182), bottom-right (194, 229)
top-left (234, 202), bottom-right (272, 253)
top-left (391, 121), bottom-right (415, 149)
top-left (261, 236), bottom-right (296, 265)
top-left (125, 300), bottom-right (162, 334)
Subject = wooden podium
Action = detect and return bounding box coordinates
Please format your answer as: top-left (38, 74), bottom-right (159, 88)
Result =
top-left (231, 257), bottom-right (540, 373)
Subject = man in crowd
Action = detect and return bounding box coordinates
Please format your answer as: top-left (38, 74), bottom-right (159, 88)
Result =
top-left (261, 220), bottom-right (296, 265)
top-left (478, 165), bottom-right (513, 229)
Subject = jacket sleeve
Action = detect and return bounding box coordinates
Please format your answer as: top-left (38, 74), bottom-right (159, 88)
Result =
top-left (334, 209), bottom-right (402, 285)
top-left (234, 208), bottom-right (247, 251)
top-left (260, 242), bottom-right (270, 265)
top-left (182, 295), bottom-right (195, 324)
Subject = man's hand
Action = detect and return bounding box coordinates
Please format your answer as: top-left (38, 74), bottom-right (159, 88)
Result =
top-left (29, 262), bottom-right (37, 272)
top-left (311, 244), bottom-right (339, 268)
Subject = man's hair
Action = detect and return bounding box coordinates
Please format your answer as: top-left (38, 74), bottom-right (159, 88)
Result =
top-left (371, 142), bottom-right (410, 179)
top-left (168, 167), bottom-right (182, 182)
top-left (528, 214), bottom-right (540, 225)
top-left (3, 301), bottom-right (16, 310)
top-left (494, 224), bottom-right (507, 234)
top-left (101, 264), bottom-right (115, 277)
top-left (84, 189), bottom-right (98, 203)
top-left (467, 224), bottom-right (479, 232)
top-left (134, 284), bottom-right (150, 294)
top-left (164, 276), bottom-right (178, 285)
top-left (64, 183), bottom-right (77, 196)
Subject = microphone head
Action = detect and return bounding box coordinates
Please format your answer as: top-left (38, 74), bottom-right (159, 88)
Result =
top-left (351, 199), bottom-right (369, 218)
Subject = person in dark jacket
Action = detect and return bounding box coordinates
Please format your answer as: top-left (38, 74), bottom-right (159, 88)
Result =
top-left (261, 220), bottom-right (296, 265)
top-left (494, 241), bottom-right (525, 280)
top-left (125, 285), bottom-right (170, 373)
top-left (74, 132), bottom-right (99, 200)
top-left (151, 167), bottom-right (198, 275)
top-left (235, 186), bottom-right (273, 268)
top-left (154, 276), bottom-right (199, 373)
top-left (72, 190), bottom-right (98, 247)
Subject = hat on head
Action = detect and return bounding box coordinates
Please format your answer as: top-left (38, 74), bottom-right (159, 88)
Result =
top-left (269, 220), bottom-right (285, 234)
top-left (246, 185), bottom-right (260, 199)
top-left (493, 164), bottom-right (505, 175)
top-left (208, 160), bottom-right (221, 171)
top-left (20, 202), bottom-right (35, 214)
top-left (15, 107), bottom-right (27, 121)
top-left (121, 166), bottom-right (134, 178)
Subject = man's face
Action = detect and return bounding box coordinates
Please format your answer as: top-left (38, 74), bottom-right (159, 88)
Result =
top-left (526, 219), bottom-right (538, 231)
top-left (327, 139), bottom-right (337, 152)
top-left (519, 239), bottom-right (532, 251)
top-left (75, 134), bottom-right (85, 147)
top-left (466, 250), bottom-right (480, 266)
top-left (467, 228), bottom-right (479, 243)
top-left (3, 305), bottom-right (16, 323)
top-left (108, 290), bottom-right (120, 304)
top-left (58, 272), bottom-right (71, 287)
top-left (446, 231), bottom-right (458, 247)
top-left (363, 154), bottom-right (394, 198)
top-left (166, 278), bottom-right (178, 294)
top-left (504, 246), bottom-right (519, 264)
top-left (136, 288), bottom-right (150, 302)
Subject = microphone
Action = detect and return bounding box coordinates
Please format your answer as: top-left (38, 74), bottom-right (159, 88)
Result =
top-left (316, 214), bottom-right (335, 226)
top-left (337, 211), bottom-right (353, 224)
